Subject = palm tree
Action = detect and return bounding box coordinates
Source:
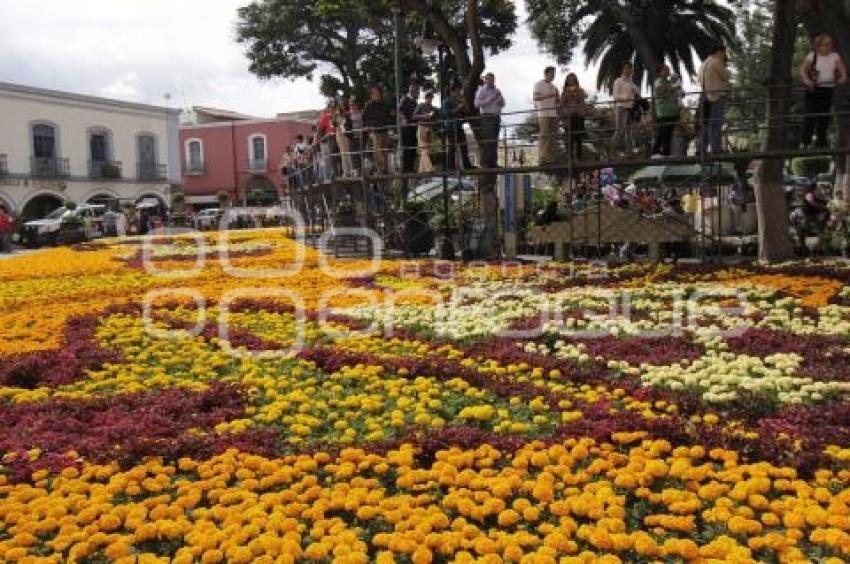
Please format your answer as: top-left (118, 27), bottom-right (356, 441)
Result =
top-left (528, 0), bottom-right (736, 91)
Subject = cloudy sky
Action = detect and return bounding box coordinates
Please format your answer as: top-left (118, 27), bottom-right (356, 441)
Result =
top-left (0, 0), bottom-right (601, 119)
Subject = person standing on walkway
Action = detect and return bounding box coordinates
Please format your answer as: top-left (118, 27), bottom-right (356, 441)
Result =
top-left (652, 64), bottom-right (682, 156)
top-left (474, 72), bottom-right (506, 169)
top-left (534, 67), bottom-right (559, 165)
top-left (348, 97), bottom-right (363, 176)
top-left (612, 62), bottom-right (640, 156)
top-left (800, 34), bottom-right (847, 148)
top-left (333, 99), bottom-right (355, 177)
top-left (698, 44), bottom-right (732, 154)
top-left (398, 83), bottom-right (420, 174)
top-left (441, 80), bottom-right (474, 170)
top-left (102, 207), bottom-right (117, 237)
top-left (559, 72), bottom-right (587, 161)
top-left (363, 85), bottom-right (394, 175)
top-left (413, 91), bottom-right (437, 173)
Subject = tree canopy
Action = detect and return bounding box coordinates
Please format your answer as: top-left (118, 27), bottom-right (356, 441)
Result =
top-left (236, 0), bottom-right (516, 101)
top-left (527, 0), bottom-right (736, 91)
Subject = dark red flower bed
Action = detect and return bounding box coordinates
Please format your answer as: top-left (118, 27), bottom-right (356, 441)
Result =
top-left (120, 247), bottom-right (272, 269)
top-left (575, 334), bottom-right (704, 366)
top-left (0, 383), bottom-right (247, 471)
top-left (724, 328), bottom-right (850, 381)
top-left (0, 314), bottom-right (122, 389)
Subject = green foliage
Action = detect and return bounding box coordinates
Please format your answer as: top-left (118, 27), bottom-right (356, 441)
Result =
top-left (791, 157), bottom-right (832, 178)
top-left (727, 0), bottom-right (774, 148)
top-left (235, 0), bottom-right (516, 100)
top-left (236, 0), bottom-right (431, 99)
top-left (514, 113), bottom-right (539, 143)
top-left (100, 162), bottom-right (122, 179)
top-left (728, 1), bottom-right (811, 142)
top-left (527, 0), bottom-right (736, 90)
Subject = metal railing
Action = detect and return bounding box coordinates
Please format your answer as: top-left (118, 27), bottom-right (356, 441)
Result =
top-left (0, 154), bottom-right (7, 176)
top-left (88, 159), bottom-right (123, 179)
top-left (247, 158), bottom-right (268, 172)
top-left (137, 162), bottom-right (167, 181)
top-left (280, 83), bottom-right (849, 190)
top-left (275, 81), bottom-right (849, 260)
top-left (30, 156), bottom-right (70, 177)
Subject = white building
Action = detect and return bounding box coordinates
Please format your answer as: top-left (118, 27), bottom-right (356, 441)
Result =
top-left (0, 81), bottom-right (181, 220)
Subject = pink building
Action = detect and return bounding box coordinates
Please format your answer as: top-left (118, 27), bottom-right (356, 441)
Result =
top-left (179, 107), bottom-right (316, 208)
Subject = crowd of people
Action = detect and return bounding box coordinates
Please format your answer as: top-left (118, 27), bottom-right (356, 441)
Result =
top-left (279, 76), bottom-right (495, 191)
top-left (279, 35), bottom-right (846, 193)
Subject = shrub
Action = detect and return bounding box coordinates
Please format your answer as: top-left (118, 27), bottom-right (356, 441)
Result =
top-left (791, 157), bottom-right (831, 179)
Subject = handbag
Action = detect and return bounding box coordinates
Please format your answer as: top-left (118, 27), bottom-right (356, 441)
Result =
top-left (808, 51), bottom-right (819, 83)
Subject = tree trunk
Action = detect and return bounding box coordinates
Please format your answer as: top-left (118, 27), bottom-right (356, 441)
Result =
top-left (756, 0), bottom-right (797, 261)
top-left (400, 0), bottom-right (499, 258)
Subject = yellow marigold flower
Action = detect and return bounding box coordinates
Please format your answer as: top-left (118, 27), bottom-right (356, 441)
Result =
top-left (374, 551), bottom-right (396, 564)
top-left (497, 509), bottom-right (521, 527)
top-left (411, 546), bottom-right (433, 564)
top-left (200, 549), bottom-right (224, 564)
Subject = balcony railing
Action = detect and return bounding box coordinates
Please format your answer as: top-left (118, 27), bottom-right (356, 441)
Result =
top-left (185, 161), bottom-right (206, 175)
top-left (0, 154), bottom-right (7, 176)
top-left (88, 159), bottom-right (123, 179)
top-left (247, 158), bottom-right (268, 172)
top-left (30, 156), bottom-right (70, 177)
top-left (137, 162), bottom-right (167, 181)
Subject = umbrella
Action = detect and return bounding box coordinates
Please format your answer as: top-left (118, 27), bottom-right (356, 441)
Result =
top-left (410, 178), bottom-right (477, 201)
top-left (631, 164), bottom-right (737, 188)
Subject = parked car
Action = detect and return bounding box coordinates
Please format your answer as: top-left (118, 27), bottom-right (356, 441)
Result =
top-left (22, 204), bottom-right (106, 247)
top-left (193, 208), bottom-right (224, 230)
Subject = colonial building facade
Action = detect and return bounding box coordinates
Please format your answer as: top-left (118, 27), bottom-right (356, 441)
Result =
top-left (0, 81), bottom-right (181, 220)
top-left (179, 107), bottom-right (315, 209)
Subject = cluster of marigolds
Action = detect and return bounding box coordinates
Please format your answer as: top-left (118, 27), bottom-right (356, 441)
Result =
top-left (2, 231), bottom-right (850, 562)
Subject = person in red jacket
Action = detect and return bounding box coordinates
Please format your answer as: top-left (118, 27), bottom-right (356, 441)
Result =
top-left (0, 206), bottom-right (14, 253)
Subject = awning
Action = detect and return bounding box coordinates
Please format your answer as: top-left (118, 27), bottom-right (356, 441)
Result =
top-left (136, 197), bottom-right (162, 209)
top-left (185, 195), bottom-right (220, 204)
top-left (410, 178), bottom-right (477, 201)
top-left (631, 163), bottom-right (738, 188)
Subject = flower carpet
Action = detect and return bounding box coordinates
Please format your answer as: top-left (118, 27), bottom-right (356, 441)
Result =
top-left (4, 230), bottom-right (850, 562)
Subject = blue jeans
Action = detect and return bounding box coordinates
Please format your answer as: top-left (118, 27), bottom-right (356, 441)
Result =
top-left (703, 97), bottom-right (726, 154)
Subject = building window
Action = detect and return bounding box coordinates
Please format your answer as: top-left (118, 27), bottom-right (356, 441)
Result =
top-left (90, 133), bottom-right (108, 161)
top-left (185, 139), bottom-right (203, 172)
top-left (252, 136), bottom-right (265, 160)
top-left (249, 134), bottom-right (266, 170)
top-left (137, 133), bottom-right (161, 180)
top-left (32, 123), bottom-right (57, 158)
top-left (138, 134), bottom-right (157, 165)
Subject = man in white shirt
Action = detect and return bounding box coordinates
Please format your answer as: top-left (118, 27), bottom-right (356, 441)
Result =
top-left (475, 72), bottom-right (506, 169)
top-left (612, 62), bottom-right (640, 155)
top-left (533, 66), bottom-right (559, 165)
top-left (800, 33), bottom-right (848, 148)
